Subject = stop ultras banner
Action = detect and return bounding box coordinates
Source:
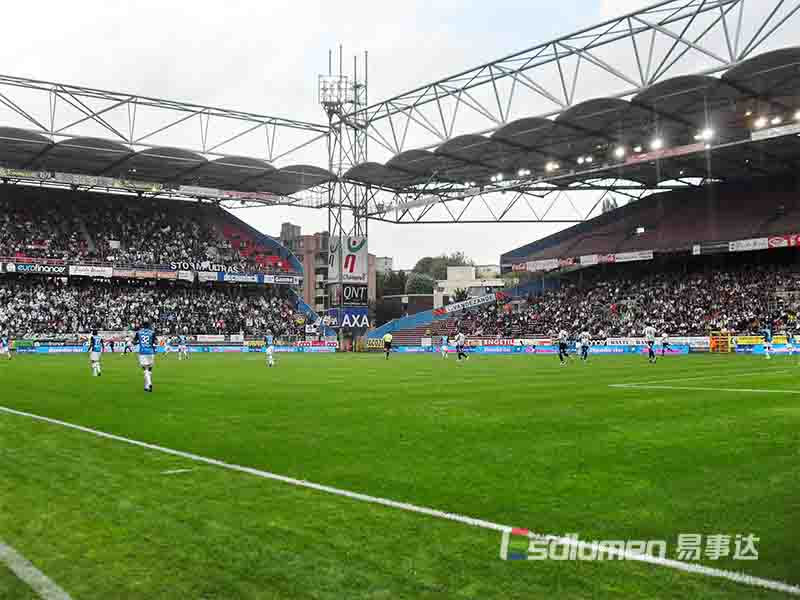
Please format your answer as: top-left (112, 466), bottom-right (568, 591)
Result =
top-left (328, 236), bottom-right (368, 284)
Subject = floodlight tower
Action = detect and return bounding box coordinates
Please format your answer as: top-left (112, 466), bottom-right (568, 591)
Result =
top-left (319, 46), bottom-right (369, 324)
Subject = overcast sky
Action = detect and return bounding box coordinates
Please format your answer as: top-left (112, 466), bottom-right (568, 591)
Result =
top-left (0, 0), bottom-right (793, 268)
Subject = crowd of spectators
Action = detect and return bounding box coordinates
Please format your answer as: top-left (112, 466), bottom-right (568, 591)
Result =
top-left (0, 189), bottom-right (279, 272)
top-left (445, 264), bottom-right (800, 338)
top-left (0, 192), bottom-right (87, 261)
top-left (0, 278), bottom-right (305, 337)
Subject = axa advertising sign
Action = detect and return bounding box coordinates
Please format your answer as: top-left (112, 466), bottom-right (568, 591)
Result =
top-left (329, 236), bottom-right (368, 284)
top-left (326, 307), bottom-right (370, 330)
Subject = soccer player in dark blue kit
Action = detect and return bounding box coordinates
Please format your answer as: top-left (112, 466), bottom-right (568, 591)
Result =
top-left (134, 322), bottom-right (157, 392)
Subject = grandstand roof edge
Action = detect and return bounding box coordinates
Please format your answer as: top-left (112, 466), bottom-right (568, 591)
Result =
top-left (342, 0), bottom-right (732, 119)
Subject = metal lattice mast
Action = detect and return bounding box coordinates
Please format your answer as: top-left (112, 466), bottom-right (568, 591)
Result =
top-left (319, 47), bottom-right (370, 317)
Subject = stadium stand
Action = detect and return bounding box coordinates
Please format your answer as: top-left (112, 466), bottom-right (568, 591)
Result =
top-left (437, 261), bottom-right (799, 338)
top-left (0, 186), bottom-right (296, 272)
top-left (0, 184), bottom-right (319, 339)
top-left (0, 277), bottom-right (304, 336)
top-left (502, 179), bottom-right (800, 263)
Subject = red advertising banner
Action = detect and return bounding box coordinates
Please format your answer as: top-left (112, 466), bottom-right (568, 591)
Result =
top-left (768, 234), bottom-right (800, 248)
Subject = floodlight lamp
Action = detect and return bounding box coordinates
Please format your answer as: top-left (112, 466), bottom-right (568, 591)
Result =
top-left (614, 146), bottom-right (626, 159)
top-left (698, 128), bottom-right (714, 141)
top-left (754, 116), bottom-right (767, 129)
top-left (650, 138), bottom-right (664, 151)
top-left (577, 157), bottom-right (585, 165)
top-left (585, 156), bottom-right (593, 164)
top-left (771, 116), bottom-right (783, 125)
top-left (633, 145), bottom-right (642, 153)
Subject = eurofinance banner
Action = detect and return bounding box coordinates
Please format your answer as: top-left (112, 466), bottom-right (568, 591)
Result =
top-left (328, 236), bottom-right (368, 284)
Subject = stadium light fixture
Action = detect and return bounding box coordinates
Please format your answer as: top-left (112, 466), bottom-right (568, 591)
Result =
top-left (745, 110), bottom-right (753, 117)
top-left (545, 161), bottom-right (560, 172)
top-left (577, 157), bottom-right (585, 165)
top-left (490, 173), bottom-right (504, 183)
top-left (694, 128), bottom-right (714, 142)
top-left (753, 116), bottom-right (767, 128)
top-left (650, 138), bottom-right (664, 151)
top-left (585, 156), bottom-right (593, 164)
top-left (614, 146), bottom-right (626, 159)
top-left (771, 116), bottom-right (783, 125)
top-left (633, 145), bottom-right (642, 153)
top-left (517, 168), bottom-right (531, 177)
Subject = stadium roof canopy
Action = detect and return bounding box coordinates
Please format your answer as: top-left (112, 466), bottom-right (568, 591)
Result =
top-left (343, 47), bottom-right (800, 192)
top-left (0, 0), bottom-right (798, 223)
top-left (0, 127), bottom-right (334, 196)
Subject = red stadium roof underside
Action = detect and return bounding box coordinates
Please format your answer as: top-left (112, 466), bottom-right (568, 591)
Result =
top-left (344, 47), bottom-right (800, 192)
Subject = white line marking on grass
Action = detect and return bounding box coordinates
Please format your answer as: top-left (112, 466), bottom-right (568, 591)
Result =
top-left (611, 384), bottom-right (800, 394)
top-left (0, 539), bottom-right (72, 600)
top-left (161, 468), bottom-right (195, 475)
top-left (1, 405), bottom-right (799, 597)
top-left (614, 369), bottom-right (791, 387)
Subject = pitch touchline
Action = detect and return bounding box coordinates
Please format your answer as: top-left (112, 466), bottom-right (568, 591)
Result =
top-left (0, 539), bottom-right (73, 600)
top-left (2, 405), bottom-right (798, 597)
top-left (613, 369), bottom-right (792, 387)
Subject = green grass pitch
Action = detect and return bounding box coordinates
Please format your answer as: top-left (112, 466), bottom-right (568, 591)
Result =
top-left (1, 351), bottom-right (798, 599)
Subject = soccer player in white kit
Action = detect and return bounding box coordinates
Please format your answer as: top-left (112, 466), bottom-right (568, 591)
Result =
top-left (88, 330), bottom-right (104, 377)
top-left (455, 331), bottom-right (468, 362)
top-left (660, 333), bottom-right (670, 356)
top-left (557, 329), bottom-right (570, 365)
top-left (644, 325), bottom-right (657, 363)
top-left (440, 334), bottom-right (449, 359)
top-left (579, 331), bottom-right (591, 362)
